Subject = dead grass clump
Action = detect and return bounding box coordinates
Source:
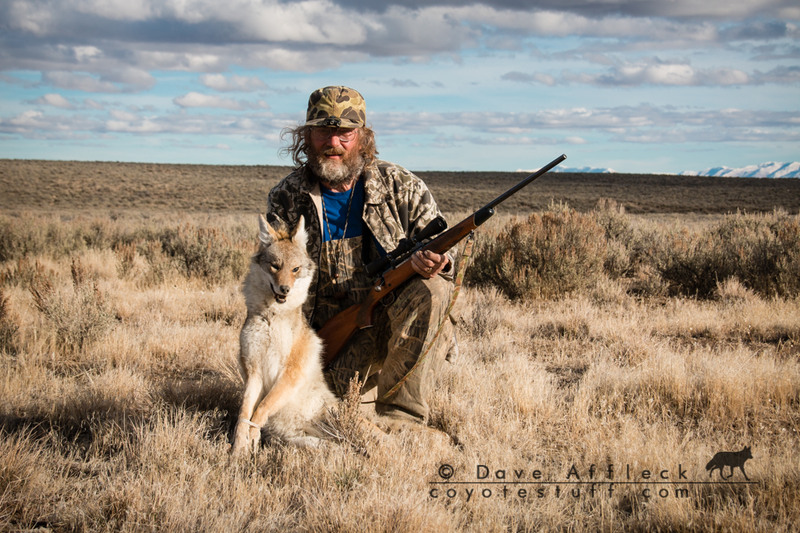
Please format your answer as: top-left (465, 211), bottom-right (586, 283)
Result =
top-left (113, 241), bottom-right (139, 279)
top-left (0, 431), bottom-right (52, 531)
top-left (715, 276), bottom-right (757, 304)
top-left (0, 256), bottom-right (53, 289)
top-left (29, 258), bottom-right (116, 353)
top-left (577, 342), bottom-right (800, 435)
top-left (0, 287), bottom-right (19, 355)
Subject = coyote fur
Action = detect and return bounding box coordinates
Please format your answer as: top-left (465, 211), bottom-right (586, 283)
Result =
top-left (231, 215), bottom-right (335, 454)
top-left (705, 445), bottom-right (752, 480)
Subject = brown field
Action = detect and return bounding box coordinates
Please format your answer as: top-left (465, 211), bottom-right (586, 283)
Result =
top-left (1, 159), bottom-right (799, 532)
top-left (2, 159), bottom-right (800, 214)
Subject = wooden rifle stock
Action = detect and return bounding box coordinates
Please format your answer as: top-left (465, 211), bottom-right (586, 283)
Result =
top-left (319, 153), bottom-right (567, 367)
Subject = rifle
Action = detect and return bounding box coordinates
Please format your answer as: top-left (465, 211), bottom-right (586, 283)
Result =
top-left (319, 153), bottom-right (567, 367)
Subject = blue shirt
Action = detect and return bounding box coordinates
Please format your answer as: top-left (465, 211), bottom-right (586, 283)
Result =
top-left (320, 180), bottom-right (364, 242)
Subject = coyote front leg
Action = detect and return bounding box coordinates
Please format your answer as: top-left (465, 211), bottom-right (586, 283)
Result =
top-left (249, 343), bottom-right (306, 428)
top-left (232, 339), bottom-right (307, 454)
top-left (232, 374), bottom-right (265, 455)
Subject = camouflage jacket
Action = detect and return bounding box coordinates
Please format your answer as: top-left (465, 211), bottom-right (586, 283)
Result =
top-left (266, 159), bottom-right (454, 320)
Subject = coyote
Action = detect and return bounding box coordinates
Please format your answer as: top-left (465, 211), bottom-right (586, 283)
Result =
top-left (231, 215), bottom-right (335, 454)
top-left (705, 445), bottom-right (753, 480)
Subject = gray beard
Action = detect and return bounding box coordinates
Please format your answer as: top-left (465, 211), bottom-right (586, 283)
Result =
top-left (308, 150), bottom-right (365, 188)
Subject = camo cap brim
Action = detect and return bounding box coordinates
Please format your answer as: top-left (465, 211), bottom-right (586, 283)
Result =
top-left (305, 86), bottom-right (366, 128)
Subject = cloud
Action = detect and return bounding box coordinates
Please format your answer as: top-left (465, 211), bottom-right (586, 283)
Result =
top-left (372, 104), bottom-right (800, 142)
top-left (752, 65), bottom-right (800, 84)
top-left (2, 102), bottom-right (797, 150)
top-left (334, 1), bottom-right (798, 20)
top-left (31, 93), bottom-right (74, 109)
top-left (591, 62), bottom-right (751, 86)
top-left (720, 19), bottom-right (798, 40)
top-left (505, 58), bottom-right (766, 87)
top-left (200, 74), bottom-right (267, 92)
top-left (106, 118), bottom-right (163, 134)
top-left (388, 79), bottom-right (421, 88)
top-left (1, 0), bottom-right (796, 87)
top-left (0, 110), bottom-right (96, 138)
top-left (502, 71), bottom-right (557, 86)
top-left (41, 69), bottom-right (155, 92)
top-left (172, 92), bottom-right (268, 110)
top-left (41, 72), bottom-right (121, 93)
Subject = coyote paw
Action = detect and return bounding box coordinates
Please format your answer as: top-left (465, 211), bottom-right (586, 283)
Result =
top-left (231, 418), bottom-right (260, 456)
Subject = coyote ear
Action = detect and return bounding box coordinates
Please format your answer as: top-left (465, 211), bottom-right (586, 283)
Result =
top-left (258, 214), bottom-right (279, 245)
top-left (292, 215), bottom-right (308, 249)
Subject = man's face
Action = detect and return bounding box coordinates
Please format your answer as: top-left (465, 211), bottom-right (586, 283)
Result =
top-left (307, 126), bottom-right (364, 188)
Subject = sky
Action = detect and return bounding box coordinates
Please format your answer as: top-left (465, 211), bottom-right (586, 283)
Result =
top-left (1, 0), bottom-right (798, 174)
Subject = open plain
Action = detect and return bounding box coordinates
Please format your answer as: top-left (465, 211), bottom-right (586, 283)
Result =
top-left (1, 159), bottom-right (799, 532)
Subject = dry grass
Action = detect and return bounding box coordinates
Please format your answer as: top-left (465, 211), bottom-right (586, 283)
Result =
top-left (1, 162), bottom-right (799, 531)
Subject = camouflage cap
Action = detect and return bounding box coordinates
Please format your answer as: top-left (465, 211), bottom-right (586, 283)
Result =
top-left (305, 86), bottom-right (366, 128)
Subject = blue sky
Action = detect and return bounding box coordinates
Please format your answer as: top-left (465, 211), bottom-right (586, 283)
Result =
top-left (1, 0), bottom-right (798, 174)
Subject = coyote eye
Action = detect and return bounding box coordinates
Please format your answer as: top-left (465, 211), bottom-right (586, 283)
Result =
top-left (292, 266), bottom-right (300, 273)
top-left (270, 263), bottom-right (280, 271)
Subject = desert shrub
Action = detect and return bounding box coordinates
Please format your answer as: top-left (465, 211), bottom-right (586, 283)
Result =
top-left (0, 215), bottom-right (83, 261)
top-left (0, 256), bottom-right (51, 289)
top-left (654, 210), bottom-right (800, 298)
top-left (466, 202), bottom-right (608, 300)
top-left (593, 199), bottom-right (636, 278)
top-left (113, 241), bottom-right (138, 279)
top-left (157, 224), bottom-right (249, 285)
top-left (136, 240), bottom-right (176, 286)
top-left (29, 258), bottom-right (116, 352)
top-left (0, 215), bottom-right (125, 262)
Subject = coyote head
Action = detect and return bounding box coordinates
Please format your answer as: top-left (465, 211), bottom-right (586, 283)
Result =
top-left (253, 214), bottom-right (314, 307)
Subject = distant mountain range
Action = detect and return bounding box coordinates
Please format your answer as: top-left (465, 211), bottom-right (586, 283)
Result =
top-left (680, 162), bottom-right (800, 178)
top-left (546, 161), bottom-right (800, 177)
top-left (552, 166), bottom-right (617, 174)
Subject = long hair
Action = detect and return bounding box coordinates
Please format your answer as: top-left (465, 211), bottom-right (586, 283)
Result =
top-left (280, 125), bottom-right (378, 169)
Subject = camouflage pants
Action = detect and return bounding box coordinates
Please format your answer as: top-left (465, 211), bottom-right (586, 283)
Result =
top-left (325, 274), bottom-right (454, 422)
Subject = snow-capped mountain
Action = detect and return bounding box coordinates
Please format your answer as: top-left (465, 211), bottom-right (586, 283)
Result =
top-left (681, 162), bottom-right (800, 178)
top-left (518, 166), bottom-right (616, 173)
top-left (553, 166), bottom-right (617, 174)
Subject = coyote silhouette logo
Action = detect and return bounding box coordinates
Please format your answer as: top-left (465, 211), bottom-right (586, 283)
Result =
top-left (705, 445), bottom-right (752, 480)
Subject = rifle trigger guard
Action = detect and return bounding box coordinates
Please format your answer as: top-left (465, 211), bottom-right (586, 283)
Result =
top-left (380, 291), bottom-right (396, 307)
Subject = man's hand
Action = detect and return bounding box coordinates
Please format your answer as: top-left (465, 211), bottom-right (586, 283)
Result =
top-left (411, 250), bottom-right (449, 279)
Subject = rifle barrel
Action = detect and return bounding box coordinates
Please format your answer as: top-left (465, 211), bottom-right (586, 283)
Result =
top-left (484, 153), bottom-right (566, 212)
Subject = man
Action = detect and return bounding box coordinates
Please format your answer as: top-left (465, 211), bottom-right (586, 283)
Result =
top-left (266, 85), bottom-right (455, 431)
